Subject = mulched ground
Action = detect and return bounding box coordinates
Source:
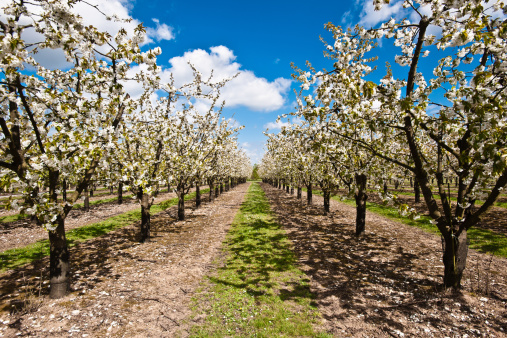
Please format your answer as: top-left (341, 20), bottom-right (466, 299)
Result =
top-left (262, 183), bottom-right (507, 338)
top-left (0, 187), bottom-right (207, 253)
top-left (0, 183), bottom-right (249, 337)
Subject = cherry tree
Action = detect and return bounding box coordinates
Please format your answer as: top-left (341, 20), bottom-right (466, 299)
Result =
top-left (0, 0), bottom-right (161, 298)
top-left (294, 0), bottom-right (507, 287)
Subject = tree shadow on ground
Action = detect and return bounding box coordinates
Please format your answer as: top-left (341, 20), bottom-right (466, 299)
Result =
top-left (262, 183), bottom-right (507, 336)
top-left (0, 194), bottom-right (212, 315)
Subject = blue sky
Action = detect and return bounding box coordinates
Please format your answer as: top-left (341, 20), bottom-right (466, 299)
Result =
top-left (8, 0), bottom-right (489, 164)
top-left (120, 0), bottom-right (386, 164)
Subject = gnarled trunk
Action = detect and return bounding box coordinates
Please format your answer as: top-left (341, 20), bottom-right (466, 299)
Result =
top-left (323, 189), bottom-right (330, 214)
top-left (118, 182), bottom-right (123, 204)
top-left (139, 191), bottom-right (152, 243)
top-left (48, 215), bottom-right (70, 299)
top-left (177, 184), bottom-right (185, 221)
top-left (442, 230), bottom-right (468, 288)
top-left (355, 174), bottom-right (368, 237)
top-left (84, 185), bottom-right (90, 211)
top-left (196, 184), bottom-right (201, 208)
top-left (414, 180), bottom-right (421, 203)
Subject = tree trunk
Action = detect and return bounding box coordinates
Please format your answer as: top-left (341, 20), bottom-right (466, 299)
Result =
top-left (384, 181), bottom-right (388, 194)
top-left (215, 185), bottom-right (219, 198)
top-left (286, 184), bottom-right (289, 194)
top-left (306, 183), bottom-right (312, 205)
top-left (209, 181), bottom-right (214, 202)
top-left (297, 186), bottom-right (302, 199)
top-left (48, 215), bottom-right (70, 298)
top-left (355, 174), bottom-right (368, 237)
top-left (118, 182), bottom-right (123, 205)
top-left (84, 185), bottom-right (90, 211)
top-left (323, 189), bottom-right (330, 214)
top-left (414, 180), bottom-right (421, 203)
top-left (442, 230), bottom-right (468, 288)
top-left (139, 192), bottom-right (151, 243)
top-left (290, 186), bottom-right (294, 195)
top-left (89, 187), bottom-right (93, 197)
top-left (177, 184), bottom-right (185, 221)
top-left (62, 179), bottom-right (67, 202)
top-left (110, 185), bottom-right (113, 194)
top-left (196, 184), bottom-right (201, 208)
top-left (220, 183), bottom-right (224, 194)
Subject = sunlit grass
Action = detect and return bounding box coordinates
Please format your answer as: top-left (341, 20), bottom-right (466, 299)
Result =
top-left (0, 189), bottom-right (209, 272)
top-left (190, 183), bottom-right (329, 338)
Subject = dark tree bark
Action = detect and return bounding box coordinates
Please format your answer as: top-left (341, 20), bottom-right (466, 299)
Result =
top-left (323, 189), bottom-right (331, 214)
top-left (177, 183), bottom-right (185, 221)
top-left (297, 186), bottom-right (302, 199)
top-left (220, 183), bottom-right (224, 194)
top-left (110, 185), bottom-right (113, 194)
top-left (118, 182), bottom-right (123, 204)
top-left (354, 174), bottom-right (368, 237)
top-left (290, 186), bottom-right (294, 195)
top-left (48, 215), bottom-right (70, 299)
top-left (209, 181), bottom-right (214, 202)
top-left (215, 185), bottom-right (219, 198)
top-left (48, 170), bottom-right (70, 299)
top-left (196, 184), bottom-right (201, 208)
top-left (89, 186), bottom-right (94, 197)
top-left (62, 179), bottom-right (67, 202)
top-left (286, 184), bottom-right (289, 194)
top-left (384, 181), bottom-right (388, 194)
top-left (139, 191), bottom-right (151, 243)
top-left (84, 185), bottom-right (90, 211)
top-left (441, 230), bottom-right (468, 288)
top-left (306, 183), bottom-right (312, 205)
top-left (414, 180), bottom-right (421, 203)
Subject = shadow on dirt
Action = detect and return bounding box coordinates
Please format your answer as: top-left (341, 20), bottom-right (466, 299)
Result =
top-left (262, 183), bottom-right (507, 336)
top-left (0, 195), bottom-right (211, 315)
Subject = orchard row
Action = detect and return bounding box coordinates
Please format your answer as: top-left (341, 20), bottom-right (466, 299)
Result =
top-left (259, 0), bottom-right (507, 291)
top-left (0, 0), bottom-right (251, 298)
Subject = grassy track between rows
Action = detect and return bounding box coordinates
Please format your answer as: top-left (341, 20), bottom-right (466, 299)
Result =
top-left (0, 189), bottom-right (172, 224)
top-left (300, 188), bottom-right (507, 258)
top-left (190, 183), bottom-right (329, 338)
top-left (0, 189), bottom-right (209, 272)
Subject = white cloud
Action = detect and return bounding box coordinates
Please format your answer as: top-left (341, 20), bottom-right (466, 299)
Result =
top-left (0, 0), bottom-right (174, 70)
top-left (147, 18), bottom-right (175, 42)
top-left (358, 0), bottom-right (405, 28)
top-left (161, 46), bottom-right (291, 112)
top-left (263, 117), bottom-right (303, 130)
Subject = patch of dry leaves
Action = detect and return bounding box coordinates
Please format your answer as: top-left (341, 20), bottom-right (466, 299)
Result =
top-left (0, 183), bottom-right (249, 337)
top-left (262, 183), bottom-right (507, 338)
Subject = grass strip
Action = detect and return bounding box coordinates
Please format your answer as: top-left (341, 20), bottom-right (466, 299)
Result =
top-left (190, 183), bottom-right (329, 338)
top-left (394, 191), bottom-right (507, 209)
top-left (298, 187), bottom-right (507, 257)
top-left (0, 189), bottom-right (175, 223)
top-left (0, 189), bottom-right (209, 272)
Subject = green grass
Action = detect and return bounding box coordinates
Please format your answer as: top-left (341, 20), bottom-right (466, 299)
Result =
top-left (190, 183), bottom-right (329, 338)
top-left (0, 189), bottom-right (209, 272)
top-left (298, 187), bottom-right (507, 257)
top-left (394, 191), bottom-right (507, 209)
top-left (0, 188), bottom-right (176, 223)
top-left (330, 194), bottom-right (507, 258)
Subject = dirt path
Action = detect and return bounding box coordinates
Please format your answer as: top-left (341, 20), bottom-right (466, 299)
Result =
top-left (263, 183), bottom-right (507, 337)
top-left (0, 183), bottom-right (249, 337)
top-left (0, 187), bottom-right (207, 253)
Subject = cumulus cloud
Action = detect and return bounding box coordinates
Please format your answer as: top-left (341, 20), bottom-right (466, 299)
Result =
top-left (358, 0), bottom-right (405, 28)
top-left (147, 18), bottom-right (175, 42)
top-left (0, 0), bottom-right (174, 70)
top-left (161, 46), bottom-right (291, 112)
top-left (264, 117), bottom-right (303, 130)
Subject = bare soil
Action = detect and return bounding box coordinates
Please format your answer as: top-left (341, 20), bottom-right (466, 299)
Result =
top-left (0, 187), bottom-right (205, 253)
top-left (263, 183), bottom-right (507, 338)
top-left (0, 183), bottom-right (249, 337)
